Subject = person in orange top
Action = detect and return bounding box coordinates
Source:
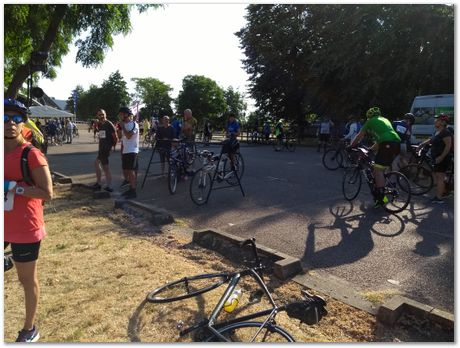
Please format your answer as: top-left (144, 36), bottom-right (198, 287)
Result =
top-left (4, 98), bottom-right (53, 342)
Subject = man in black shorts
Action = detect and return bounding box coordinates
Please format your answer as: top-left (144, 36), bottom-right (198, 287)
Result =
top-left (92, 109), bottom-right (117, 192)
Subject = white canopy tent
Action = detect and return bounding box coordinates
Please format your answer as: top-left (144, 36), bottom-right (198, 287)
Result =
top-left (29, 105), bottom-right (75, 120)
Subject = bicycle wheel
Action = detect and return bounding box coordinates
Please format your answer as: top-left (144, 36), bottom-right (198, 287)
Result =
top-left (342, 166), bottom-right (362, 201)
top-left (399, 163), bottom-right (434, 195)
top-left (190, 170), bottom-right (212, 205)
top-left (383, 171), bottom-right (411, 214)
top-left (223, 153), bottom-right (245, 186)
top-left (146, 273), bottom-right (228, 303)
top-left (204, 321), bottom-right (295, 342)
top-left (168, 163), bottom-right (178, 194)
top-left (322, 149), bottom-right (342, 170)
top-left (186, 143), bottom-right (197, 165)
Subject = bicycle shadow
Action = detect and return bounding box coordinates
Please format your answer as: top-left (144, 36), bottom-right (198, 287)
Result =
top-left (301, 201), bottom-right (406, 269)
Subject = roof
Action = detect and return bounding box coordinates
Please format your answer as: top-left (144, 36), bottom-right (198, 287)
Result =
top-left (29, 105), bottom-right (75, 119)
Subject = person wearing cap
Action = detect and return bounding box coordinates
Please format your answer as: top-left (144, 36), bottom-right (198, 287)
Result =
top-left (349, 107), bottom-right (401, 208)
top-left (4, 98), bottom-right (53, 342)
top-left (417, 113), bottom-right (453, 203)
top-left (119, 107), bottom-right (140, 199)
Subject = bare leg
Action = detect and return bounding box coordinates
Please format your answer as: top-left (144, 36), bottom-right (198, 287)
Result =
top-left (15, 260), bottom-right (39, 331)
top-left (94, 159), bottom-right (102, 184)
top-left (102, 164), bottom-right (112, 187)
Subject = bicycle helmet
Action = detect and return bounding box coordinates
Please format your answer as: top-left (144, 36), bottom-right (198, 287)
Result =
top-left (366, 107), bottom-right (381, 119)
top-left (435, 113), bottom-right (449, 123)
top-left (403, 113), bottom-right (415, 124)
top-left (4, 98), bottom-right (29, 119)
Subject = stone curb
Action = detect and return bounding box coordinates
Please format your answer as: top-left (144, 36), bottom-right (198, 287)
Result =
top-left (51, 171), bottom-right (73, 184)
top-left (377, 295), bottom-right (454, 329)
top-left (192, 229), bottom-right (302, 280)
top-left (113, 199), bottom-right (175, 226)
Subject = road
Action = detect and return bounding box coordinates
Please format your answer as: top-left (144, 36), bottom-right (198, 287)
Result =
top-left (47, 129), bottom-right (455, 313)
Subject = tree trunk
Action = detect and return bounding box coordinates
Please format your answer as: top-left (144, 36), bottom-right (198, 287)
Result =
top-left (5, 4), bottom-right (68, 98)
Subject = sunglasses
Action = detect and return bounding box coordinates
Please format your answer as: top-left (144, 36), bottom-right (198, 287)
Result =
top-left (4, 114), bottom-right (25, 124)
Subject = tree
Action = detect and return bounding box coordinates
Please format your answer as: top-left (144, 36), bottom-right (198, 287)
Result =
top-left (132, 77), bottom-right (173, 120)
top-left (175, 75), bottom-right (227, 127)
top-left (5, 4), bottom-right (159, 98)
top-left (66, 71), bottom-right (130, 121)
top-left (224, 87), bottom-right (248, 121)
top-left (236, 4), bottom-right (454, 125)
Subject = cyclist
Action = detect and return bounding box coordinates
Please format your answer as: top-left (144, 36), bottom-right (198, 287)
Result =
top-left (317, 116), bottom-right (334, 152)
top-left (342, 115), bottom-right (361, 143)
top-left (274, 119), bottom-right (285, 151)
top-left (222, 112), bottom-right (241, 172)
top-left (416, 113), bottom-right (453, 203)
top-left (391, 113), bottom-right (415, 171)
top-left (263, 121), bottom-right (271, 142)
top-left (348, 107), bottom-right (401, 208)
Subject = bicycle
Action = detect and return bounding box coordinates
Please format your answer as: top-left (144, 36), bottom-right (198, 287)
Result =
top-left (189, 148), bottom-right (245, 205)
top-left (146, 238), bottom-right (327, 342)
top-left (168, 139), bottom-right (195, 195)
top-left (322, 139), bottom-right (356, 170)
top-left (342, 146), bottom-right (412, 214)
top-left (273, 135), bottom-right (296, 152)
top-left (142, 131), bottom-right (155, 150)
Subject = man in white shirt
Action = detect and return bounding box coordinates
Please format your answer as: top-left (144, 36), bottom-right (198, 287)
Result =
top-left (343, 115), bottom-right (361, 142)
top-left (119, 107), bottom-right (140, 199)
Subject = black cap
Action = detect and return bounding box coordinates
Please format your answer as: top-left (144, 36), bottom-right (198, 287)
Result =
top-left (119, 106), bottom-right (132, 115)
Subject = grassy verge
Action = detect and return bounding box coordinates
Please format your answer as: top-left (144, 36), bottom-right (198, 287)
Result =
top-left (4, 189), bottom-right (453, 342)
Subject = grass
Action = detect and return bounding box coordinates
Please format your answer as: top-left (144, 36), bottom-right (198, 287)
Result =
top-left (3, 189), bottom-right (454, 342)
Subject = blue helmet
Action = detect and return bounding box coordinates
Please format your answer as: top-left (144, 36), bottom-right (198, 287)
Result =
top-left (4, 98), bottom-right (28, 119)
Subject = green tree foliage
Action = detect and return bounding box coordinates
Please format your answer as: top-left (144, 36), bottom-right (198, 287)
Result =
top-left (66, 71), bottom-right (130, 121)
top-left (175, 75), bottom-right (227, 127)
top-left (4, 4), bottom-right (159, 98)
top-left (236, 4), bottom-right (454, 125)
top-left (224, 86), bottom-right (248, 121)
top-left (132, 77), bottom-right (174, 120)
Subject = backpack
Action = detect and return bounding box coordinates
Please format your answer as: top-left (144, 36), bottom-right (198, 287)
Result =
top-left (23, 119), bottom-right (47, 154)
top-left (20, 145), bottom-right (36, 186)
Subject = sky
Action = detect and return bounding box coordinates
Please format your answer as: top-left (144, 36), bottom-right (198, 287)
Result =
top-left (37, 4), bottom-right (255, 112)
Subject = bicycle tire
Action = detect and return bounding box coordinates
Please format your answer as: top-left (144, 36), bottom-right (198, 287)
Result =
top-left (204, 321), bottom-right (295, 342)
top-left (190, 170), bottom-right (212, 205)
top-left (223, 153), bottom-right (245, 186)
top-left (168, 163), bottom-right (178, 195)
top-left (186, 143), bottom-right (197, 165)
top-left (399, 163), bottom-right (434, 195)
top-left (342, 166), bottom-right (362, 201)
top-left (383, 171), bottom-right (412, 214)
top-left (146, 273), bottom-right (229, 303)
top-left (322, 149), bottom-right (342, 170)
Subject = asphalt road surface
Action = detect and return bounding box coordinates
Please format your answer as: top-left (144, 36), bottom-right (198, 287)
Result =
top-left (47, 130), bottom-right (455, 313)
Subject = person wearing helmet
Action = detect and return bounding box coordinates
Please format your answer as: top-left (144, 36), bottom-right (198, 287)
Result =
top-left (391, 113), bottom-right (415, 170)
top-left (417, 113), bottom-right (453, 203)
top-left (221, 112), bottom-right (241, 173)
top-left (349, 107), bottom-right (401, 208)
top-left (4, 98), bottom-right (53, 342)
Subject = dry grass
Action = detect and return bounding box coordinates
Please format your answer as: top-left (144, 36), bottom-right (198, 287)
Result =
top-left (4, 189), bottom-right (454, 342)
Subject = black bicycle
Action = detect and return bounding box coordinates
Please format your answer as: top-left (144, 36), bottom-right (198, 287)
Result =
top-left (342, 147), bottom-right (412, 214)
top-left (273, 135), bottom-right (296, 152)
top-left (168, 139), bottom-right (194, 194)
top-left (322, 139), bottom-right (355, 170)
top-left (146, 238), bottom-right (327, 342)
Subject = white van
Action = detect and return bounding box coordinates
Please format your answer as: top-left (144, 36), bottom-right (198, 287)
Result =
top-left (410, 94), bottom-right (454, 142)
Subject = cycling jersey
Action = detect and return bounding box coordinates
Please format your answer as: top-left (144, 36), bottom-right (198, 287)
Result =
top-left (227, 120), bottom-right (240, 136)
top-left (362, 116), bottom-right (400, 144)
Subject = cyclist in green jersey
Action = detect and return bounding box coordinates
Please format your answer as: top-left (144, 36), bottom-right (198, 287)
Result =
top-left (349, 107), bottom-right (401, 208)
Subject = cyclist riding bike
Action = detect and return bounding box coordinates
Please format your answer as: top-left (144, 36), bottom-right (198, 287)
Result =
top-left (348, 107), bottom-right (401, 208)
top-left (274, 119), bottom-right (285, 151)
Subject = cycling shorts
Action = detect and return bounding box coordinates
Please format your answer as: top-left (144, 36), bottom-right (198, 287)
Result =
top-left (433, 155), bottom-right (453, 173)
top-left (222, 138), bottom-right (239, 154)
top-left (319, 134), bottom-right (331, 142)
top-left (4, 241), bottom-right (41, 263)
top-left (122, 153), bottom-right (139, 171)
top-left (375, 141), bottom-right (400, 168)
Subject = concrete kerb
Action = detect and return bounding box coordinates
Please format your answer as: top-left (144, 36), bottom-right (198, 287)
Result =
top-left (377, 295), bottom-right (454, 329)
top-left (51, 171), bottom-right (73, 184)
top-left (192, 229), bottom-right (302, 280)
top-left (113, 199), bottom-right (174, 226)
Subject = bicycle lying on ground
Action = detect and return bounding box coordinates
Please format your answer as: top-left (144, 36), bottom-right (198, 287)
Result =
top-left (146, 238), bottom-right (327, 342)
top-left (189, 148), bottom-right (245, 205)
top-left (342, 146), bottom-right (412, 213)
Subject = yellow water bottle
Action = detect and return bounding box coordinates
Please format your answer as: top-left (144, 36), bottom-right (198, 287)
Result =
top-left (223, 289), bottom-right (242, 313)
